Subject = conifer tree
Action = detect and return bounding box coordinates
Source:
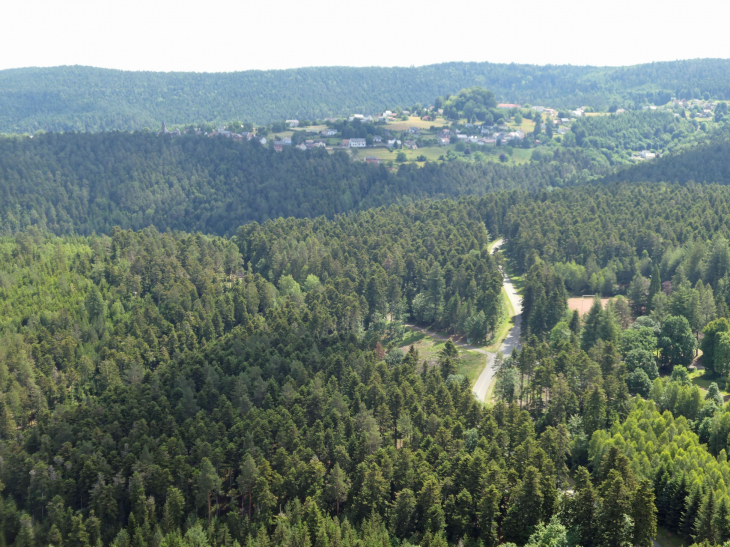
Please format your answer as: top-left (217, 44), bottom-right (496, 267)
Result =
top-left (681, 484), bottom-right (704, 540)
top-left (714, 496), bottom-right (730, 544)
top-left (695, 488), bottom-right (717, 543)
top-left (632, 479), bottom-right (657, 547)
top-left (647, 266), bottom-right (661, 313)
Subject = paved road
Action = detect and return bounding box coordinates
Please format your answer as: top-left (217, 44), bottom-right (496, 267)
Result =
top-left (472, 239), bottom-right (523, 403)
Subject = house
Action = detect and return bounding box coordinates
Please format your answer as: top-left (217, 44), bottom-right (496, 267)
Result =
top-left (313, 141), bottom-right (327, 148)
top-left (349, 138), bottom-right (367, 148)
top-left (286, 120), bottom-right (299, 127)
top-left (404, 140), bottom-right (418, 150)
top-left (341, 139), bottom-right (350, 148)
top-left (296, 143), bottom-right (307, 151)
top-left (232, 133), bottom-right (244, 142)
top-left (457, 134), bottom-right (468, 141)
top-left (438, 137), bottom-right (450, 146)
top-left (468, 135), bottom-right (479, 143)
top-left (640, 150), bottom-right (656, 159)
top-left (245, 132), bottom-right (256, 140)
top-left (498, 103), bottom-right (521, 109)
top-left (363, 115), bottom-right (373, 123)
top-left (365, 156), bottom-right (381, 164)
top-left (259, 137), bottom-right (267, 145)
top-left (571, 110), bottom-right (583, 117)
top-left (373, 135), bottom-right (382, 143)
top-left (481, 137), bottom-right (497, 146)
top-left (274, 143), bottom-right (284, 152)
top-left (615, 109), bottom-right (626, 114)
top-left (531, 106), bottom-right (545, 112)
top-left (321, 128), bottom-right (338, 137)
top-left (408, 127), bottom-right (420, 135)
top-left (282, 137), bottom-right (292, 145)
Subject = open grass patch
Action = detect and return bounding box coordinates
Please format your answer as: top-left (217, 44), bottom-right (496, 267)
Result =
top-left (399, 329), bottom-right (486, 386)
top-left (656, 526), bottom-right (686, 547)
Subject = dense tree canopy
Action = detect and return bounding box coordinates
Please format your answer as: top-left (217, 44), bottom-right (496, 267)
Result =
top-left (4, 59), bottom-right (730, 132)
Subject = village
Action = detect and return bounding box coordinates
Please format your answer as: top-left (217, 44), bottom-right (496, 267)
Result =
top-left (160, 95), bottom-right (722, 167)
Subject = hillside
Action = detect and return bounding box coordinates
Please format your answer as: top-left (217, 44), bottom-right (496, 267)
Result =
top-left (3, 59), bottom-right (730, 132)
top-left (0, 132), bottom-right (602, 236)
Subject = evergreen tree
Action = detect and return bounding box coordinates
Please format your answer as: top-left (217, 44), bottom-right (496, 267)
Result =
top-left (597, 471), bottom-right (632, 547)
top-left (682, 485), bottom-right (704, 541)
top-left (632, 479), bottom-right (657, 547)
top-left (197, 458), bottom-right (221, 525)
top-left (325, 463), bottom-right (350, 516)
top-left (647, 266), bottom-right (661, 313)
top-left (695, 488), bottom-right (717, 543)
top-left (714, 496), bottom-right (730, 544)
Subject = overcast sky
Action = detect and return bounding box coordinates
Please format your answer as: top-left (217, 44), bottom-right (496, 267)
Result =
top-left (3, 0), bottom-right (730, 72)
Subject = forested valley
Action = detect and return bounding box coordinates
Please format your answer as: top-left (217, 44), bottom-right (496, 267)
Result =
top-left (6, 181), bottom-right (730, 546)
top-left (10, 92), bottom-right (730, 546)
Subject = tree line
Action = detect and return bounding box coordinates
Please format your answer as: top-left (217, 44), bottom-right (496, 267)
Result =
top-left (5, 60), bottom-right (730, 132)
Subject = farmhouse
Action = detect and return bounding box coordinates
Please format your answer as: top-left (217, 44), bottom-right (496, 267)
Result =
top-left (408, 127), bottom-right (420, 135)
top-left (321, 128), bottom-right (338, 137)
top-left (341, 139), bottom-right (350, 148)
top-left (640, 150), bottom-right (656, 159)
top-left (286, 120), bottom-right (299, 127)
top-left (373, 135), bottom-right (382, 143)
top-left (404, 140), bottom-right (418, 150)
top-left (438, 137), bottom-right (450, 146)
top-left (350, 138), bottom-right (367, 148)
top-left (365, 156), bottom-right (381, 164)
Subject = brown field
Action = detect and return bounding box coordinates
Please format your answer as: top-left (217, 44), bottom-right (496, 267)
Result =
top-left (568, 297), bottom-right (609, 316)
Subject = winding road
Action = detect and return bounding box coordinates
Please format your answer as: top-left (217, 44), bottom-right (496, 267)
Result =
top-left (471, 239), bottom-right (523, 403)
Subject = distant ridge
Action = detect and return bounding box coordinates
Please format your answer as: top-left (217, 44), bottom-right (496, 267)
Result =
top-left (2, 59), bottom-right (730, 133)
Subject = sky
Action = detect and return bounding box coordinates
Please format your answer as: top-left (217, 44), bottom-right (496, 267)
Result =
top-left (3, 0), bottom-right (730, 72)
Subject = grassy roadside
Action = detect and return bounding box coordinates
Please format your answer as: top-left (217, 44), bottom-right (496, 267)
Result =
top-left (485, 288), bottom-right (515, 352)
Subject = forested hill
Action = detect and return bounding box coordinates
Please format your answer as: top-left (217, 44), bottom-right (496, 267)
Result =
top-left (3, 59), bottom-right (730, 132)
top-left (0, 132), bottom-right (596, 236)
top-left (603, 133), bottom-right (730, 185)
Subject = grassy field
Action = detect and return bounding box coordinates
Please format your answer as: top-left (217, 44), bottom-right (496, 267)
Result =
top-left (506, 118), bottom-right (537, 134)
top-left (355, 146), bottom-right (445, 164)
top-left (385, 116), bottom-right (448, 131)
top-left (398, 330), bottom-right (486, 385)
top-left (656, 526), bottom-right (686, 547)
top-left (688, 366), bottom-right (714, 392)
